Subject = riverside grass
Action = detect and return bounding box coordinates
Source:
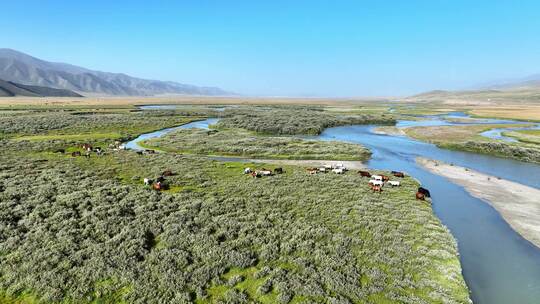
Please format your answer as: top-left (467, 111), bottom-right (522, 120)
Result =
top-left (0, 104), bottom-right (470, 303)
top-left (404, 124), bottom-right (540, 164)
top-left (143, 128), bottom-right (371, 161)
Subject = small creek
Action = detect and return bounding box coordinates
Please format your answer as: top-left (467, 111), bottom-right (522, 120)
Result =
top-left (127, 107), bottom-right (540, 303)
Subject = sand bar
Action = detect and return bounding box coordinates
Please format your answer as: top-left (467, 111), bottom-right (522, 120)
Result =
top-left (417, 157), bottom-right (540, 248)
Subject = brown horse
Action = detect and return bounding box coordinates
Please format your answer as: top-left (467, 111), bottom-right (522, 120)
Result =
top-left (416, 192), bottom-right (425, 200)
top-left (162, 170), bottom-right (174, 176)
top-left (371, 185), bottom-right (382, 192)
top-left (381, 175), bottom-right (390, 182)
top-left (358, 170), bottom-right (371, 177)
top-left (392, 171), bottom-right (405, 178)
top-left (71, 151), bottom-right (81, 157)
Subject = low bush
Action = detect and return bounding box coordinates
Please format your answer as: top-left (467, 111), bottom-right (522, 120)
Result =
top-left (217, 107), bottom-right (395, 135)
top-left (144, 128), bottom-right (371, 160)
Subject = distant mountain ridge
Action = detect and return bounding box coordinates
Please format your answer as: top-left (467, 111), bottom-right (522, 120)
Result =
top-left (0, 79), bottom-right (82, 97)
top-left (0, 48), bottom-right (232, 96)
top-left (479, 74), bottom-right (540, 90)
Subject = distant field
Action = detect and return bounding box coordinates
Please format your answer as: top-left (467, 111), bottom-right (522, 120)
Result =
top-left (403, 124), bottom-right (540, 163)
top-left (503, 129), bottom-right (540, 145)
top-left (404, 124), bottom-right (530, 143)
top-left (0, 96), bottom-right (388, 107)
top-left (469, 106), bottom-right (540, 121)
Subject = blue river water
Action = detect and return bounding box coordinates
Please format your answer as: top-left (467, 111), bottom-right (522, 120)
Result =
top-left (127, 108), bottom-right (540, 303)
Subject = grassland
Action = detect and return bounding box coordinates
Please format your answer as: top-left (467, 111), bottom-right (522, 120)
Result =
top-left (403, 124), bottom-right (540, 163)
top-left (217, 107), bottom-right (395, 135)
top-left (143, 128), bottom-right (370, 160)
top-left (0, 104), bottom-right (470, 303)
top-left (502, 129), bottom-right (540, 144)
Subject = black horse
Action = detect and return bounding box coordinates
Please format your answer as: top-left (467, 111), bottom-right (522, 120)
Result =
top-left (418, 187), bottom-right (431, 198)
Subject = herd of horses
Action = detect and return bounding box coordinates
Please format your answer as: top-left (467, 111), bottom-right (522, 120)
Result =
top-left (244, 167), bottom-right (283, 178)
top-left (144, 170), bottom-right (174, 191)
top-left (359, 170), bottom-right (430, 200)
top-left (63, 143), bottom-right (431, 199)
top-left (53, 143), bottom-right (104, 158)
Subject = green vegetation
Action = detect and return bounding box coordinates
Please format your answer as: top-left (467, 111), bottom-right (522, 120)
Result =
top-left (0, 105), bottom-right (470, 303)
top-left (217, 107), bottom-right (395, 135)
top-left (503, 129), bottom-right (540, 145)
top-left (143, 128), bottom-right (370, 160)
top-left (404, 124), bottom-right (540, 164)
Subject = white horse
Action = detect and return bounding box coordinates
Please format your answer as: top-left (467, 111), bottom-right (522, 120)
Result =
top-left (369, 180), bottom-right (384, 186)
top-left (332, 168), bottom-right (344, 174)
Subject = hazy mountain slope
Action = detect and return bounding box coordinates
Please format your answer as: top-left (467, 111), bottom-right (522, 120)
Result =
top-left (483, 74), bottom-right (540, 90)
top-left (0, 48), bottom-right (231, 96)
top-left (0, 79), bottom-right (83, 97)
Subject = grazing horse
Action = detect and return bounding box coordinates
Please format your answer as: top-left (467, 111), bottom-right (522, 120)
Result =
top-left (416, 192), bottom-right (425, 200)
top-left (156, 176), bottom-right (165, 183)
top-left (162, 170), bottom-right (173, 176)
top-left (332, 168), bottom-right (344, 174)
top-left (244, 168), bottom-right (252, 174)
top-left (145, 149), bottom-right (155, 154)
top-left (371, 175), bottom-right (383, 181)
top-left (418, 187), bottom-right (431, 198)
top-left (369, 180), bottom-right (384, 187)
top-left (82, 143), bottom-right (92, 151)
top-left (136, 151), bottom-right (143, 155)
top-left (371, 185), bottom-right (382, 192)
top-left (153, 182), bottom-right (163, 191)
top-left (358, 170), bottom-right (371, 177)
top-left (307, 168), bottom-right (318, 175)
top-left (392, 171), bottom-right (405, 178)
top-left (71, 151), bottom-right (81, 157)
top-left (388, 181), bottom-right (400, 187)
top-left (274, 167), bottom-right (283, 174)
top-left (260, 170), bottom-right (272, 176)
top-left (143, 178), bottom-right (152, 186)
top-left (381, 175), bottom-right (390, 182)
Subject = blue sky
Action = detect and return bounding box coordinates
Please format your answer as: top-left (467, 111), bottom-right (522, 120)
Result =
top-left (2, 1), bottom-right (540, 96)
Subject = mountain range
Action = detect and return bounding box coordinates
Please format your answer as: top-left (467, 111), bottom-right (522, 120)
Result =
top-left (0, 48), bottom-right (231, 96)
top-left (478, 74), bottom-right (540, 90)
top-left (0, 79), bottom-right (82, 97)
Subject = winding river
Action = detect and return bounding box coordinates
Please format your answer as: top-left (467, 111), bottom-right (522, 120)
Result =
top-left (128, 107), bottom-right (540, 303)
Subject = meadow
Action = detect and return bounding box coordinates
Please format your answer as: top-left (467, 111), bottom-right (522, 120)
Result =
top-left (503, 129), bottom-right (540, 145)
top-left (143, 128), bottom-right (370, 160)
top-left (216, 107), bottom-right (395, 135)
top-left (403, 124), bottom-right (540, 164)
top-left (0, 104), bottom-right (470, 303)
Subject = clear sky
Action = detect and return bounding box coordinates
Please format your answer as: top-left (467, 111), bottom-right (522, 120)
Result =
top-left (2, 1), bottom-right (540, 97)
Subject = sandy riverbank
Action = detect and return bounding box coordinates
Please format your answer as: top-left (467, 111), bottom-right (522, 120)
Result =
top-left (417, 157), bottom-right (540, 248)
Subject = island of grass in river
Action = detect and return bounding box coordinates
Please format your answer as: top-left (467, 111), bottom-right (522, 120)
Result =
top-left (403, 124), bottom-right (540, 164)
top-left (142, 127), bottom-right (371, 161)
